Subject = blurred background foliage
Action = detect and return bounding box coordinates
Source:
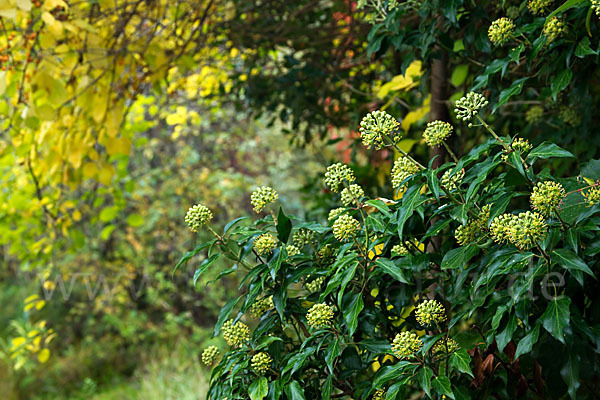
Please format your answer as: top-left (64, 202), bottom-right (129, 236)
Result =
top-left (0, 0), bottom-right (599, 398)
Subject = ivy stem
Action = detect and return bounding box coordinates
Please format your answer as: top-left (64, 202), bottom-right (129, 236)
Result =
top-left (442, 141), bottom-right (459, 164)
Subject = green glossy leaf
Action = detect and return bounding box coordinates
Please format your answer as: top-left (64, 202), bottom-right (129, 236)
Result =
top-left (375, 258), bottom-right (410, 283)
top-left (432, 376), bottom-right (454, 399)
top-left (449, 349), bottom-right (473, 378)
top-left (441, 245), bottom-right (478, 270)
top-left (343, 292), bottom-right (364, 336)
top-left (541, 297), bottom-right (571, 344)
top-left (249, 377), bottom-right (269, 400)
top-left (418, 366), bottom-right (433, 397)
top-left (285, 381), bottom-right (306, 400)
top-left (551, 249), bottom-right (594, 279)
top-left (528, 142), bottom-right (574, 163)
top-left (276, 207), bottom-right (292, 243)
top-left (193, 254), bottom-right (220, 286)
top-left (515, 324), bottom-right (540, 360)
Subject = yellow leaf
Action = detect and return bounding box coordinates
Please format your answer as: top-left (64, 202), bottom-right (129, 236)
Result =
top-left (38, 348), bottom-right (50, 363)
top-left (367, 243), bottom-right (384, 260)
top-left (401, 96), bottom-right (431, 132)
top-left (16, 0), bottom-right (32, 11)
top-left (24, 294), bottom-right (40, 303)
top-left (376, 60), bottom-right (422, 99)
top-left (104, 136), bottom-right (131, 156)
top-left (11, 337), bottom-right (26, 349)
top-left (42, 11), bottom-right (64, 37)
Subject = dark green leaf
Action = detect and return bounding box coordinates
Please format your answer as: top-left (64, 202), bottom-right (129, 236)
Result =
top-left (344, 292), bottom-right (364, 336)
top-left (213, 296), bottom-right (243, 336)
top-left (375, 258), bottom-right (410, 283)
top-left (418, 366), bottom-right (433, 397)
top-left (276, 207), bottom-right (293, 243)
top-left (541, 297), bottom-right (571, 344)
top-left (284, 381), bottom-right (306, 400)
top-left (432, 376), bottom-right (454, 399)
top-left (441, 246), bottom-right (478, 270)
top-left (551, 249), bottom-right (594, 278)
top-left (249, 377), bottom-right (269, 400)
top-left (528, 142), bottom-right (574, 163)
top-left (449, 349), bottom-right (473, 378)
top-left (193, 254), bottom-right (220, 286)
top-left (515, 324), bottom-right (540, 360)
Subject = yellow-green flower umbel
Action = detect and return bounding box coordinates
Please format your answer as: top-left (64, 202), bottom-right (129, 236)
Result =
top-left (454, 92), bottom-right (489, 122)
top-left (423, 120), bottom-right (453, 147)
top-left (222, 320), bottom-right (250, 348)
top-left (391, 244), bottom-right (409, 257)
top-left (328, 207), bottom-right (346, 223)
top-left (431, 338), bottom-right (460, 360)
top-left (332, 214), bottom-right (361, 241)
top-left (293, 228), bottom-right (316, 247)
top-left (441, 169), bottom-right (464, 191)
top-left (341, 184), bottom-right (365, 206)
top-left (249, 296), bottom-right (274, 318)
top-left (583, 185), bottom-right (600, 206)
top-left (253, 233), bottom-right (278, 256)
top-left (325, 163), bottom-right (356, 193)
top-left (455, 204), bottom-right (491, 246)
top-left (526, 106), bottom-right (544, 124)
top-left (306, 303), bottom-right (334, 329)
top-left (201, 346), bottom-right (220, 366)
top-left (359, 110), bottom-right (401, 149)
top-left (530, 181), bottom-right (566, 216)
top-left (528, 0), bottom-right (553, 15)
top-left (372, 389), bottom-right (387, 400)
top-left (391, 331), bottom-right (422, 359)
top-left (185, 204), bottom-right (213, 232)
top-left (305, 275), bottom-right (325, 292)
top-left (251, 352), bottom-right (272, 375)
top-left (250, 186), bottom-right (278, 213)
top-left (543, 17), bottom-right (565, 43)
top-left (391, 156), bottom-right (420, 189)
top-left (559, 106), bottom-right (581, 127)
top-left (285, 244), bottom-right (300, 258)
top-left (415, 299), bottom-right (447, 327)
top-left (488, 18), bottom-right (515, 46)
top-left (490, 212), bottom-right (547, 250)
top-left (593, 0), bottom-right (600, 17)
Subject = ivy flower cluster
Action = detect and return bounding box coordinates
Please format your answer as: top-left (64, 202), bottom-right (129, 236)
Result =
top-left (455, 204), bottom-right (491, 246)
top-left (328, 207), bottom-right (346, 222)
top-left (415, 299), bottom-right (447, 327)
top-left (249, 296), bottom-right (274, 318)
top-left (359, 110), bottom-right (401, 149)
top-left (185, 204), bottom-right (213, 232)
top-left (201, 346), bottom-right (220, 366)
top-left (305, 275), bottom-right (325, 292)
top-left (543, 17), bottom-right (565, 43)
top-left (316, 244), bottom-right (335, 265)
top-left (530, 181), bottom-right (566, 216)
top-left (325, 163), bottom-right (355, 192)
top-left (253, 233), bottom-right (278, 256)
top-left (293, 229), bottom-right (316, 247)
top-left (490, 211), bottom-right (547, 250)
top-left (285, 244), bottom-right (300, 258)
top-left (251, 352), bottom-right (272, 375)
top-left (423, 120), bottom-right (453, 147)
top-left (222, 320), bottom-right (250, 348)
top-left (559, 106), bottom-right (581, 127)
top-left (372, 389), bottom-right (387, 400)
top-left (593, 0), bottom-right (600, 17)
top-left (431, 338), bottom-right (460, 360)
top-left (454, 92), bottom-right (488, 122)
top-left (391, 243), bottom-right (408, 257)
top-left (488, 18), bottom-right (515, 46)
top-left (306, 303), bottom-right (334, 329)
top-left (391, 331), bottom-right (422, 359)
top-left (332, 214), bottom-right (361, 241)
top-left (250, 186), bottom-right (278, 213)
top-left (528, 0), bottom-right (553, 15)
top-left (391, 156), bottom-right (420, 189)
top-left (525, 106), bottom-right (544, 124)
top-left (341, 184), bottom-right (365, 206)
top-left (583, 185), bottom-right (600, 206)
top-left (441, 169), bottom-right (464, 191)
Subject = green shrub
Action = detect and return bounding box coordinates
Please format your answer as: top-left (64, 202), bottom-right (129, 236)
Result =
top-left (179, 91), bottom-right (600, 399)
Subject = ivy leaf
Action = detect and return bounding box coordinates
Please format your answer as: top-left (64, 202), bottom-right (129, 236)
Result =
top-left (343, 292), bottom-right (364, 336)
top-left (325, 338), bottom-right (340, 374)
top-left (276, 207), bottom-right (293, 243)
top-left (173, 240), bottom-right (215, 276)
top-left (560, 352), bottom-right (581, 399)
top-left (417, 366), bottom-right (433, 397)
top-left (551, 249), bottom-right (595, 279)
top-left (213, 295), bottom-right (243, 336)
top-left (449, 349), bottom-right (474, 378)
top-left (551, 69), bottom-right (572, 98)
top-left (541, 297), bottom-right (571, 344)
top-left (249, 377), bottom-right (269, 400)
top-left (547, 0), bottom-right (587, 19)
top-left (432, 376), bottom-right (454, 399)
top-left (575, 37), bottom-right (598, 58)
top-left (527, 142), bottom-right (574, 163)
top-left (441, 246), bottom-right (478, 270)
top-left (193, 254), bottom-right (220, 286)
top-left (284, 381), bottom-right (306, 400)
top-left (322, 376), bottom-right (333, 400)
top-left (497, 77), bottom-right (528, 107)
top-left (375, 258), bottom-right (410, 283)
top-left (515, 324), bottom-right (540, 360)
